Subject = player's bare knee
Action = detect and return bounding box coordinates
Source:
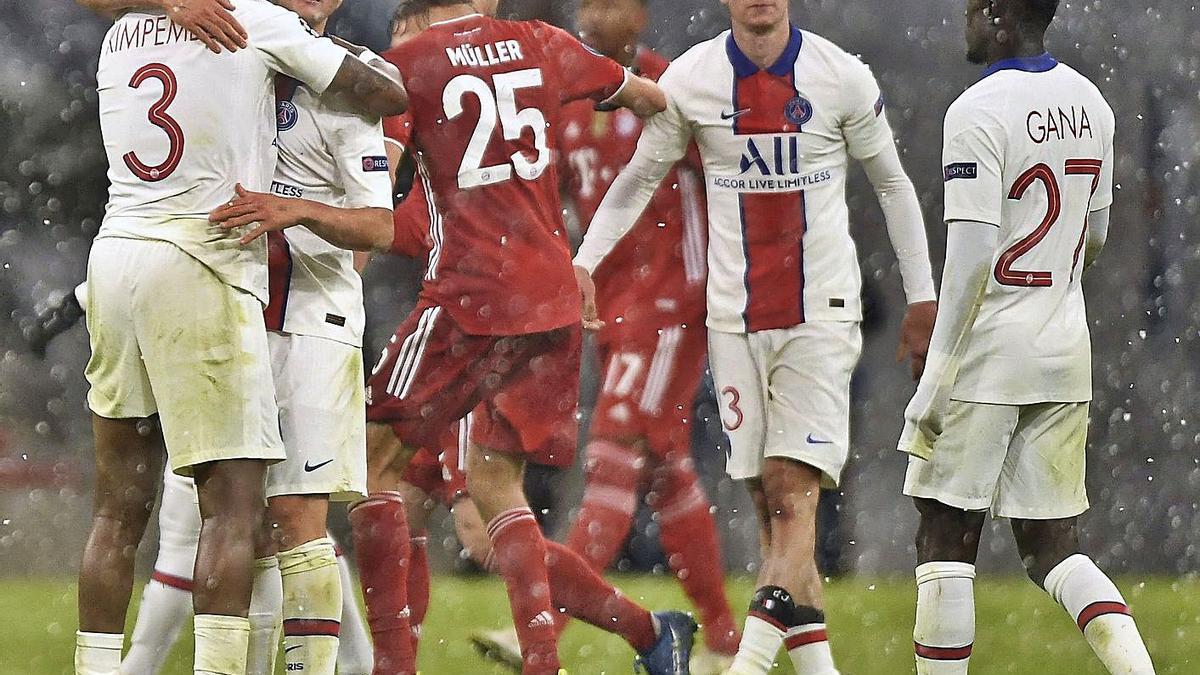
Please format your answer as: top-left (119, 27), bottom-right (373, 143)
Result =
top-left (1012, 517), bottom-right (1079, 586)
top-left (268, 494), bottom-right (328, 550)
top-left (914, 497), bottom-right (985, 564)
top-left (760, 459), bottom-right (821, 525)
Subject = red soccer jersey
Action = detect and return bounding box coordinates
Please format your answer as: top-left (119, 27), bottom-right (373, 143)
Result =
top-left (383, 14), bottom-right (627, 336)
top-left (558, 48), bottom-right (707, 344)
top-left (383, 112), bottom-right (433, 258)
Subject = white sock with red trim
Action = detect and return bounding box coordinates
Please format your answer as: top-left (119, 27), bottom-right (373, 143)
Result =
top-left (913, 562), bottom-right (975, 674)
top-left (784, 607), bottom-right (838, 674)
top-left (1043, 554), bottom-right (1154, 674)
top-left (121, 576), bottom-right (194, 674)
top-left (729, 614), bottom-right (784, 674)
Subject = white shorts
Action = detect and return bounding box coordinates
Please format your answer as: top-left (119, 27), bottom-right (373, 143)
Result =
top-left (903, 400), bottom-right (1090, 519)
top-left (153, 466), bottom-right (200, 583)
top-left (85, 238), bottom-right (285, 474)
top-left (265, 332), bottom-right (367, 502)
top-left (709, 321), bottom-right (862, 486)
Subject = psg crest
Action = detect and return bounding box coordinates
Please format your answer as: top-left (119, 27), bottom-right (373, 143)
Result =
top-left (277, 101), bottom-right (299, 131)
top-left (784, 95), bottom-right (813, 126)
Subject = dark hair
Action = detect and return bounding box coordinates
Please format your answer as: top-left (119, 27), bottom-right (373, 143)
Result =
top-left (393, 0), bottom-right (467, 24)
top-left (1024, 0), bottom-right (1059, 29)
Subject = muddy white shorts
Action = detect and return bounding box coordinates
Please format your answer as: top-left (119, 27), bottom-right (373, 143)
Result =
top-left (265, 332), bottom-right (367, 502)
top-left (85, 237), bottom-right (284, 474)
top-left (903, 400), bottom-right (1090, 519)
top-left (709, 321), bottom-right (862, 486)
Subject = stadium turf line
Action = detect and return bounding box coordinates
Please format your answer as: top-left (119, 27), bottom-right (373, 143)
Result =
top-left (4, 575), bottom-right (1197, 674)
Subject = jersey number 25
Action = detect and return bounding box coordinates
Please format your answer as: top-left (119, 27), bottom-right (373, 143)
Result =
top-left (442, 68), bottom-right (550, 189)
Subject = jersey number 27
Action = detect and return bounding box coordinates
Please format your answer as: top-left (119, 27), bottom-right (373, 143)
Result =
top-left (442, 68), bottom-right (550, 189)
top-left (995, 158), bottom-right (1102, 287)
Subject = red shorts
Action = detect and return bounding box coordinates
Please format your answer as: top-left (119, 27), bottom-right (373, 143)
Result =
top-left (589, 323), bottom-right (707, 458)
top-left (403, 418), bottom-right (469, 507)
top-left (367, 303), bottom-right (580, 467)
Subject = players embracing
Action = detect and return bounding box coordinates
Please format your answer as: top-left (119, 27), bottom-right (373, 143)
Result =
top-left (575, 0), bottom-right (938, 673)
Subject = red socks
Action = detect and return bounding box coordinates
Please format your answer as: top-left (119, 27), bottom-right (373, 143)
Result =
top-left (486, 508), bottom-right (560, 675)
top-left (348, 492), bottom-right (415, 675)
top-left (564, 439), bottom-right (642, 569)
top-left (407, 534), bottom-right (430, 654)
top-left (651, 455), bottom-right (741, 654)
top-left (544, 540), bottom-right (657, 653)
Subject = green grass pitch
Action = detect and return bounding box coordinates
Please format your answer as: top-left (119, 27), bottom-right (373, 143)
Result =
top-left (5, 575), bottom-right (1197, 674)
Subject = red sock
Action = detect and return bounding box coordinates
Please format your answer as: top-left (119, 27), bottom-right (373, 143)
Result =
top-left (544, 540), bottom-right (657, 653)
top-left (486, 507), bottom-right (560, 675)
top-left (652, 454), bottom-right (741, 654)
top-left (348, 492), bottom-right (416, 675)
top-left (407, 534), bottom-right (430, 654)
top-left (564, 439), bottom-right (642, 569)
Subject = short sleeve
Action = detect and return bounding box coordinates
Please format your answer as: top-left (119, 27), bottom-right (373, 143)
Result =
top-left (244, 3), bottom-right (348, 94)
top-left (842, 60), bottom-right (893, 161)
top-left (941, 100), bottom-right (1005, 226)
top-left (383, 114), bottom-right (413, 153)
top-left (1091, 103), bottom-right (1116, 211)
top-left (539, 23), bottom-right (628, 104)
top-left (330, 115), bottom-right (393, 210)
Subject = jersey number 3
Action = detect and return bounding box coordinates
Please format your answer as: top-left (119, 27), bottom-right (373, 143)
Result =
top-left (442, 69), bottom-right (550, 189)
top-left (994, 158), bottom-right (1102, 287)
top-left (122, 63), bottom-right (185, 182)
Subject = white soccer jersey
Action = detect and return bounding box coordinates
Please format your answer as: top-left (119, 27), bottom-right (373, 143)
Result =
top-left (264, 70), bottom-right (392, 347)
top-left (943, 53), bottom-right (1115, 405)
top-left (577, 26), bottom-right (903, 333)
top-left (95, 0), bottom-right (349, 302)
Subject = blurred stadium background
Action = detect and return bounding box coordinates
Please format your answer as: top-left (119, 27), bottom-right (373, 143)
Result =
top-left (0, 1), bottom-right (1198, 669)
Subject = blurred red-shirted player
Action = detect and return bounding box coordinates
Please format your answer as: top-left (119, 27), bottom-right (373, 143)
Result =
top-left (552, 0), bottom-right (743, 667)
top-left (343, 2), bottom-right (697, 674)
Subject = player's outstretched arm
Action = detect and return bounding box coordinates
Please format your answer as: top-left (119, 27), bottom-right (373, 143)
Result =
top-left (76, 0), bottom-right (247, 53)
top-left (898, 220), bottom-right (996, 456)
top-left (209, 184), bottom-right (394, 252)
top-left (324, 54), bottom-right (408, 118)
top-left (607, 74), bottom-right (667, 119)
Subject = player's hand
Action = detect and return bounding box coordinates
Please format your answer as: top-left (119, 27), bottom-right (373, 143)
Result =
top-left (159, 0), bottom-right (247, 54)
top-left (574, 265), bottom-right (605, 331)
top-left (898, 376), bottom-right (948, 458)
top-left (209, 183), bottom-right (301, 244)
top-left (897, 300), bottom-right (937, 381)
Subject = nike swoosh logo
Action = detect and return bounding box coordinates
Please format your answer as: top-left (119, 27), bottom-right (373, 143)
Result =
top-left (806, 434), bottom-right (833, 445)
top-left (720, 108), bottom-right (751, 120)
top-left (284, 645), bottom-right (302, 653)
top-left (304, 459), bottom-right (334, 472)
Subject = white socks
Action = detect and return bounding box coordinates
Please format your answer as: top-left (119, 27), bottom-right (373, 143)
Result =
top-left (336, 547), bottom-right (374, 675)
top-left (120, 578), bottom-right (193, 674)
top-left (785, 621), bottom-right (838, 674)
top-left (76, 630), bottom-right (122, 675)
top-left (279, 537), bottom-right (343, 675)
top-left (193, 614), bottom-right (250, 675)
top-left (1043, 554), bottom-right (1155, 675)
top-left (247, 555), bottom-right (283, 675)
top-left (913, 562), bottom-right (975, 674)
top-left (729, 586), bottom-right (839, 675)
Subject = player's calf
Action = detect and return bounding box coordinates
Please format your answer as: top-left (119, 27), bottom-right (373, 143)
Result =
top-left (77, 415), bottom-right (165, 675)
top-left (1014, 519), bottom-right (1155, 675)
top-left (192, 458), bottom-right (270, 675)
top-left (911, 498), bottom-right (986, 675)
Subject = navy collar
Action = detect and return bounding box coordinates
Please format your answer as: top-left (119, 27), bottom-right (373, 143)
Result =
top-left (726, 24), bottom-right (803, 79)
top-left (980, 52), bottom-right (1058, 79)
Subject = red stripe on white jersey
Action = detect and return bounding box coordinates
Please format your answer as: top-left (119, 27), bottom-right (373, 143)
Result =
top-left (263, 230), bottom-right (293, 331)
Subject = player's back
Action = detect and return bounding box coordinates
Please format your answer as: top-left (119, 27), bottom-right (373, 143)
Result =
top-left (96, 0), bottom-right (347, 297)
top-left (946, 55), bottom-right (1115, 404)
top-left (384, 13), bottom-right (626, 336)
